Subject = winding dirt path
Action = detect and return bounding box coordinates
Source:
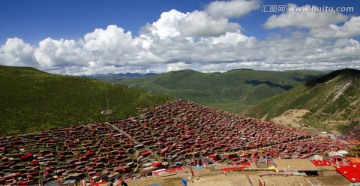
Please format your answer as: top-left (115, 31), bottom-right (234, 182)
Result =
top-left (105, 122), bottom-right (162, 162)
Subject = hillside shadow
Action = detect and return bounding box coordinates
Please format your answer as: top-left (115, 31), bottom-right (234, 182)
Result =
top-left (293, 75), bottom-right (323, 82)
top-left (246, 80), bottom-right (293, 90)
top-left (305, 68), bottom-right (360, 87)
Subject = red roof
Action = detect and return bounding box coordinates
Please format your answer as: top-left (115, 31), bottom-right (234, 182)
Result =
top-left (241, 162), bottom-right (251, 167)
top-left (152, 161), bottom-right (163, 168)
top-left (312, 160), bottom-right (332, 166)
top-left (141, 151), bottom-right (151, 156)
top-left (220, 166), bottom-right (245, 173)
top-left (334, 165), bottom-right (360, 183)
top-left (169, 167), bottom-right (183, 172)
top-left (208, 154), bottom-right (219, 160)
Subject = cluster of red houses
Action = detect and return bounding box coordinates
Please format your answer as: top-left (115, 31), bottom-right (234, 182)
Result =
top-left (0, 123), bottom-right (160, 185)
top-left (0, 100), bottom-right (346, 185)
top-left (112, 100), bottom-right (345, 162)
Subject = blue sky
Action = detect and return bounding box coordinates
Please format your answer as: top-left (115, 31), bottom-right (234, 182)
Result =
top-left (0, 0), bottom-right (360, 75)
top-left (0, 0), bottom-right (214, 44)
top-left (1, 0), bottom-right (358, 43)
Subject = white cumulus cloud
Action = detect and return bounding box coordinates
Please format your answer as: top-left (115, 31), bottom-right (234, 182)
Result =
top-left (0, 1), bottom-right (359, 75)
top-left (34, 38), bottom-right (88, 68)
top-left (205, 0), bottom-right (260, 18)
top-left (166, 62), bottom-right (190, 72)
top-left (204, 31), bottom-right (255, 45)
top-left (264, 4), bottom-right (348, 29)
top-left (82, 25), bottom-right (138, 66)
top-left (310, 16), bottom-right (360, 38)
top-left (0, 38), bottom-right (36, 67)
top-left (145, 10), bottom-right (185, 39)
top-left (179, 11), bottom-right (240, 37)
top-left (144, 9), bottom-right (241, 38)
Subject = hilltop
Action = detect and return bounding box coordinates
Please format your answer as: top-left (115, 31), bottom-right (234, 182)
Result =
top-left (113, 69), bottom-right (324, 113)
top-left (246, 68), bottom-right (360, 134)
top-left (0, 66), bottom-right (171, 136)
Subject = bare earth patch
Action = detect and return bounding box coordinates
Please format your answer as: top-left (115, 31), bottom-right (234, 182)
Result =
top-left (271, 109), bottom-right (310, 128)
top-left (307, 174), bottom-right (350, 186)
top-left (126, 169), bottom-right (350, 186)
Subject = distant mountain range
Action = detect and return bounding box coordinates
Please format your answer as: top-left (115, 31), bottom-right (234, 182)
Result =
top-left (246, 68), bottom-right (360, 134)
top-left (0, 66), bottom-right (170, 136)
top-left (83, 73), bottom-right (158, 82)
top-left (105, 69), bottom-right (324, 113)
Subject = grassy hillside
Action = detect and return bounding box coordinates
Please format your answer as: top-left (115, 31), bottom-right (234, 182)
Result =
top-left (0, 66), bottom-right (171, 136)
top-left (115, 69), bottom-right (324, 113)
top-left (246, 68), bottom-right (360, 132)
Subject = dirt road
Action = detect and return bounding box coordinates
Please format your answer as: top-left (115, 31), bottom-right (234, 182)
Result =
top-left (105, 122), bottom-right (162, 162)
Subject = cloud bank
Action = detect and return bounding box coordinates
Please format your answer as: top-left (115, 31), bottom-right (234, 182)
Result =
top-left (0, 0), bottom-right (359, 75)
top-left (264, 4), bottom-right (349, 29)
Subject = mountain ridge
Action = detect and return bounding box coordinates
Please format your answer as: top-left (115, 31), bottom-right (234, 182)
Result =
top-left (112, 69), bottom-right (325, 113)
top-left (246, 68), bottom-right (360, 133)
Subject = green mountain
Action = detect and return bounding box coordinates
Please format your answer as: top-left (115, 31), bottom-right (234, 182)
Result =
top-left (115, 69), bottom-right (324, 113)
top-left (246, 68), bottom-right (360, 133)
top-left (0, 66), bottom-right (171, 136)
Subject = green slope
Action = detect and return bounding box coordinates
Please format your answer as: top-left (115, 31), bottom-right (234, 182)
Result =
top-left (246, 68), bottom-right (360, 132)
top-left (0, 66), bottom-right (171, 136)
top-left (115, 69), bottom-right (324, 113)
